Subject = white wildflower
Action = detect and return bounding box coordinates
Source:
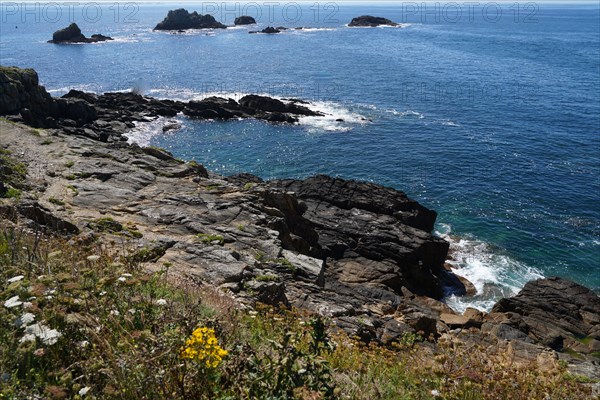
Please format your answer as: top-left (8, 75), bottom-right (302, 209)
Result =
top-left (24, 323), bottom-right (62, 345)
top-left (7, 275), bottom-right (24, 283)
top-left (78, 387), bottom-right (91, 396)
top-left (110, 310), bottom-right (120, 316)
top-left (87, 255), bottom-right (100, 262)
top-left (4, 296), bottom-right (22, 308)
top-left (99, 291), bottom-right (107, 296)
top-left (431, 390), bottom-right (441, 397)
top-left (117, 277), bottom-right (126, 282)
top-left (14, 312), bottom-right (35, 328)
top-left (22, 302), bottom-right (33, 309)
top-left (121, 273), bottom-right (133, 278)
top-left (19, 333), bottom-right (36, 343)
top-left (79, 340), bottom-right (89, 348)
top-left (128, 308), bottom-right (136, 314)
top-left (156, 299), bottom-right (167, 306)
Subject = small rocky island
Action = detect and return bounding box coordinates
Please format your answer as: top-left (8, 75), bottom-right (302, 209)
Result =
top-left (349, 15), bottom-right (399, 27)
top-left (48, 23), bottom-right (113, 44)
top-left (234, 16), bottom-right (256, 25)
top-left (249, 26), bottom-right (282, 34)
top-left (154, 8), bottom-right (226, 30)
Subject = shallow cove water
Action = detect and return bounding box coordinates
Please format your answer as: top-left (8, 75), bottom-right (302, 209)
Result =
top-left (1, 2), bottom-right (598, 311)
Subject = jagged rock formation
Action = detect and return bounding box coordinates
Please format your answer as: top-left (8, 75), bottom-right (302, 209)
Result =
top-left (154, 9), bottom-right (226, 30)
top-left (48, 23), bottom-right (113, 43)
top-left (0, 66), bottom-right (97, 128)
top-left (486, 277), bottom-right (600, 354)
top-left (0, 67), bottom-right (325, 141)
top-left (349, 16), bottom-right (398, 27)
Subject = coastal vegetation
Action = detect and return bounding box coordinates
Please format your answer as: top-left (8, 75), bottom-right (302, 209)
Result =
top-left (0, 224), bottom-right (593, 399)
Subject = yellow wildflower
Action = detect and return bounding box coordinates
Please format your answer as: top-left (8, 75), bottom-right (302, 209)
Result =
top-left (180, 327), bottom-right (228, 369)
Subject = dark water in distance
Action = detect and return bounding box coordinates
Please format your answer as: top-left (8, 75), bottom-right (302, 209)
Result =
top-left (1, 2), bottom-right (599, 310)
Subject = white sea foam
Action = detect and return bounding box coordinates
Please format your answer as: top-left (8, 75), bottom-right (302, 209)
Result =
top-left (441, 120), bottom-right (460, 127)
top-left (346, 23), bottom-right (412, 29)
top-left (436, 223), bottom-right (544, 313)
top-left (144, 89), bottom-right (371, 133)
top-left (297, 100), bottom-right (371, 133)
top-left (47, 84), bottom-right (103, 96)
top-left (126, 116), bottom-right (184, 146)
top-left (290, 27), bottom-right (338, 33)
top-left (387, 109), bottom-right (425, 119)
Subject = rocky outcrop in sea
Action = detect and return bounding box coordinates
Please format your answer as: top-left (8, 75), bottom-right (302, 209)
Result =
top-left (48, 23), bottom-right (113, 44)
top-left (234, 16), bottom-right (256, 25)
top-left (349, 15), bottom-right (399, 27)
top-left (0, 67), bottom-right (325, 141)
top-left (154, 9), bottom-right (227, 30)
top-left (1, 66), bottom-right (599, 381)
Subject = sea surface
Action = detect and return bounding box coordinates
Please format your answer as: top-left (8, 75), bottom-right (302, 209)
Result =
top-left (1, 1), bottom-right (599, 311)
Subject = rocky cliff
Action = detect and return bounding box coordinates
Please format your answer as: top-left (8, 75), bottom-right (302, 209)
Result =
top-left (1, 66), bottom-right (599, 381)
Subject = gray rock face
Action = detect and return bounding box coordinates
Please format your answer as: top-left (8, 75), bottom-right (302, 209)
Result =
top-left (488, 277), bottom-right (600, 353)
top-left (0, 66), bottom-right (51, 119)
top-left (154, 9), bottom-right (226, 30)
top-left (0, 66), bottom-right (95, 127)
top-left (270, 176), bottom-right (448, 298)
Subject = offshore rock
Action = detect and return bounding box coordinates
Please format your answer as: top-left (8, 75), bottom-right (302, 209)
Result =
top-left (154, 9), bottom-right (227, 30)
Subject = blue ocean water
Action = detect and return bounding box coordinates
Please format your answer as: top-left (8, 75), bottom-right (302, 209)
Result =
top-left (1, 2), bottom-right (599, 310)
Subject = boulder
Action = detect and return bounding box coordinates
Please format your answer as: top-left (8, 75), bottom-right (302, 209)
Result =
top-left (234, 16), bottom-right (256, 25)
top-left (488, 277), bottom-right (600, 353)
top-left (349, 15), bottom-right (398, 27)
top-left (154, 9), bottom-right (226, 30)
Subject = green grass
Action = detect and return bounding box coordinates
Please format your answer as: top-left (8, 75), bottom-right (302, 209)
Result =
top-left (66, 185), bottom-right (79, 196)
top-left (0, 225), bottom-right (594, 400)
top-left (64, 161), bottom-right (75, 168)
top-left (48, 197), bottom-right (65, 206)
top-left (3, 188), bottom-right (21, 199)
top-left (255, 274), bottom-right (280, 282)
top-left (196, 234), bottom-right (225, 246)
top-left (88, 217), bottom-right (123, 233)
top-left (0, 148), bottom-right (27, 199)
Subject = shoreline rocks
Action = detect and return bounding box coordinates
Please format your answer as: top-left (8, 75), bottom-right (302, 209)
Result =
top-left (349, 15), bottom-right (399, 27)
top-left (1, 67), bottom-right (326, 141)
top-left (154, 9), bottom-right (226, 30)
top-left (48, 23), bottom-right (113, 44)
